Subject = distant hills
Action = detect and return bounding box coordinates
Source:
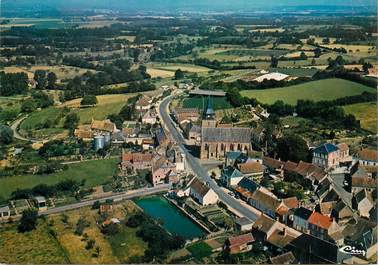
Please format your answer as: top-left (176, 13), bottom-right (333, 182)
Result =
top-left (1, 0), bottom-right (377, 17)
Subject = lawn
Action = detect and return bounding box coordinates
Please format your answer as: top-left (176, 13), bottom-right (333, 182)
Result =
top-left (0, 158), bottom-right (118, 200)
top-left (240, 78), bottom-right (375, 105)
top-left (182, 96), bottom-right (232, 110)
top-left (186, 241), bottom-right (213, 260)
top-left (0, 220), bottom-right (69, 264)
top-left (343, 101), bottom-right (377, 134)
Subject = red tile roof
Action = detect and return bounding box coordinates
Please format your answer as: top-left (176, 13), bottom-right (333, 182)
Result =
top-left (337, 143), bottom-right (349, 152)
top-left (283, 197), bottom-right (298, 209)
top-left (358, 149), bottom-right (378, 162)
top-left (308, 212), bottom-right (333, 230)
top-left (263, 156), bottom-right (284, 169)
top-left (228, 233), bottom-right (255, 247)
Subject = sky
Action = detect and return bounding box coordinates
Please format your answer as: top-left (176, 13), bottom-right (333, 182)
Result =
top-left (2, 0), bottom-right (377, 15)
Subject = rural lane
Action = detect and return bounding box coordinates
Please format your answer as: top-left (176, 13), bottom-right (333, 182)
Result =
top-left (39, 184), bottom-right (170, 216)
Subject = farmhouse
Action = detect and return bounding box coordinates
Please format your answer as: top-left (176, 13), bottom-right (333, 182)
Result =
top-left (221, 166), bottom-right (244, 187)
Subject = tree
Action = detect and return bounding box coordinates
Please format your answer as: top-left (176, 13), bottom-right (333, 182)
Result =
top-left (21, 99), bottom-right (37, 113)
top-left (47, 72), bottom-right (57, 89)
top-left (362, 62), bottom-right (373, 73)
top-left (270, 56), bottom-right (278, 68)
top-left (0, 125), bottom-right (13, 144)
top-left (81, 95), bottom-right (98, 106)
top-left (276, 133), bottom-right (310, 163)
top-left (18, 209), bottom-right (38, 232)
top-left (86, 239), bottom-right (95, 250)
top-left (299, 51), bottom-right (308, 60)
top-left (34, 70), bottom-right (47, 89)
top-left (0, 72), bottom-right (28, 96)
top-left (314, 47), bottom-right (322, 58)
top-left (64, 113), bottom-right (79, 132)
top-left (174, 69), bottom-right (184, 80)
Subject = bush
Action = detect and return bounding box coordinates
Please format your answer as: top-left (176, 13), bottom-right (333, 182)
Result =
top-left (18, 209), bottom-right (38, 232)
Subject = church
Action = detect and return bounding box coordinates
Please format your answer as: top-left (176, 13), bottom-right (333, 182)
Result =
top-left (200, 96), bottom-right (252, 160)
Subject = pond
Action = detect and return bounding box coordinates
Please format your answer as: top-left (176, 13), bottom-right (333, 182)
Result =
top-left (135, 196), bottom-right (205, 239)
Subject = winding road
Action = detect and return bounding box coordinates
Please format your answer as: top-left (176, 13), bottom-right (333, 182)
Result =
top-left (10, 115), bottom-right (39, 143)
top-left (158, 94), bottom-right (259, 221)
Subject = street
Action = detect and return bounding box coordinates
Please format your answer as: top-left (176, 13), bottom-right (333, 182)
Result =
top-left (39, 184), bottom-right (170, 216)
top-left (158, 95), bottom-right (259, 221)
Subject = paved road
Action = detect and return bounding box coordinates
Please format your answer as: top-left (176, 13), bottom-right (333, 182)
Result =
top-left (10, 115), bottom-right (38, 143)
top-left (39, 184), bottom-right (170, 216)
top-left (158, 95), bottom-right (259, 221)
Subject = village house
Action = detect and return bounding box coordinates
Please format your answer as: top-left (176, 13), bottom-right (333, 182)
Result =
top-left (135, 95), bottom-right (152, 112)
top-left (349, 162), bottom-right (378, 193)
top-left (249, 189), bottom-right (281, 218)
top-left (235, 217), bottom-right (254, 232)
top-left (356, 148), bottom-right (378, 166)
top-left (183, 122), bottom-right (201, 142)
top-left (173, 107), bottom-right (200, 124)
top-left (221, 166), bottom-right (244, 187)
top-left (0, 205), bottom-right (11, 221)
top-left (74, 124), bottom-right (93, 141)
top-left (263, 156), bottom-right (284, 177)
top-left (236, 161), bottom-right (264, 178)
top-left (307, 211), bottom-right (340, 242)
top-left (224, 233), bottom-right (255, 254)
top-left (337, 143), bottom-right (351, 163)
top-left (185, 177), bottom-right (219, 206)
top-left (292, 207), bottom-right (313, 233)
top-left (312, 143), bottom-right (340, 169)
top-left (352, 189), bottom-right (374, 218)
top-left (142, 109), bottom-right (158, 124)
top-left (91, 119), bottom-right (117, 134)
top-left (121, 151), bottom-right (153, 172)
top-left (34, 196), bottom-right (47, 211)
top-left (151, 157), bottom-right (177, 186)
top-left (330, 200), bottom-right (353, 224)
top-left (234, 177), bottom-right (261, 200)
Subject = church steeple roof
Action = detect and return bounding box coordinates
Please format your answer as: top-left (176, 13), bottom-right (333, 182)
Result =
top-left (204, 96), bottom-right (215, 119)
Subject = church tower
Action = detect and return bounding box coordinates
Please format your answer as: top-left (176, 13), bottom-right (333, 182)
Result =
top-left (202, 96), bottom-right (216, 128)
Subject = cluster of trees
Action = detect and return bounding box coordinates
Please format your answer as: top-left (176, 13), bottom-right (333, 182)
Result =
top-left (81, 95), bottom-right (98, 106)
top-left (21, 91), bottom-right (54, 113)
top-left (63, 60), bottom-right (151, 100)
top-left (275, 133), bottom-right (310, 163)
top-left (0, 125), bottom-right (13, 144)
top-left (296, 99), bottom-right (360, 129)
top-left (34, 70), bottom-right (58, 90)
top-left (38, 139), bottom-right (79, 158)
top-left (11, 179), bottom-right (82, 200)
top-left (125, 212), bottom-right (185, 262)
top-left (0, 71), bottom-right (29, 96)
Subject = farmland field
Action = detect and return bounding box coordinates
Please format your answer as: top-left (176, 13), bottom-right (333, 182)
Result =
top-left (147, 68), bottom-right (175, 78)
top-left (0, 158), bottom-right (118, 200)
top-left (343, 102), bottom-right (377, 134)
top-left (240, 78), bottom-right (375, 105)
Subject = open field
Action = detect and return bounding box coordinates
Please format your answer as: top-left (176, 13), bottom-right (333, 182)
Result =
top-left (0, 220), bottom-right (69, 264)
top-left (0, 158), bottom-right (118, 200)
top-left (20, 94), bottom-right (138, 136)
top-left (147, 68), bottom-right (175, 78)
top-left (150, 63), bottom-right (211, 73)
top-left (343, 102), bottom-right (377, 134)
top-left (240, 78), bottom-right (375, 105)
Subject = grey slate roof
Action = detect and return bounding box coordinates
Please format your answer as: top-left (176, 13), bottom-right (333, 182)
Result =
top-left (294, 207), bottom-right (313, 220)
top-left (313, 143), bottom-right (339, 154)
top-left (202, 127), bottom-right (251, 143)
